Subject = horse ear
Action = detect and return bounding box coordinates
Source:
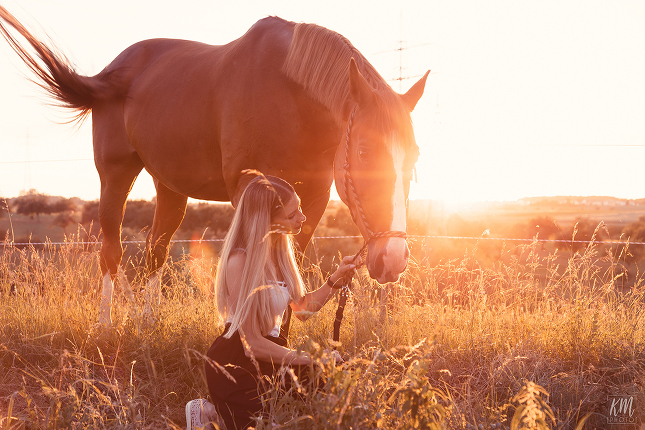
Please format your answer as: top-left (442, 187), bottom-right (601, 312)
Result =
top-left (401, 70), bottom-right (430, 111)
top-left (231, 169), bottom-right (264, 208)
top-left (349, 58), bottom-right (375, 106)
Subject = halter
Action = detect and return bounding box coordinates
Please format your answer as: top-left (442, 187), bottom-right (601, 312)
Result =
top-left (333, 105), bottom-right (408, 343)
top-left (342, 105), bottom-right (407, 246)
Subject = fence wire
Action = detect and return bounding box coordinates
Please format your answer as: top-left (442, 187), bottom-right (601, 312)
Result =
top-left (2, 234), bottom-right (645, 247)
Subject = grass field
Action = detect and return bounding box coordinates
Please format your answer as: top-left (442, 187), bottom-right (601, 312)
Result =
top-left (1, 227), bottom-right (644, 429)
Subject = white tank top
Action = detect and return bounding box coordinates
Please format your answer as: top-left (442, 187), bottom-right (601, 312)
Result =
top-left (267, 280), bottom-right (291, 337)
top-left (226, 280), bottom-right (291, 337)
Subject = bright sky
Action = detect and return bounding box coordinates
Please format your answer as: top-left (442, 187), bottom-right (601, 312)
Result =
top-left (1, 0), bottom-right (644, 204)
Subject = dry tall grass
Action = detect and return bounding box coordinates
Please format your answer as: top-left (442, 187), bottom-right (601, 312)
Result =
top-left (1, 232), bottom-right (644, 429)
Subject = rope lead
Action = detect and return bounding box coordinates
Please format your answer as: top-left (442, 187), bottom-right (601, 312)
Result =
top-left (332, 106), bottom-right (410, 343)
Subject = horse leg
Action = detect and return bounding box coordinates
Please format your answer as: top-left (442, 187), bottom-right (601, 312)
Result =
top-left (97, 161), bottom-right (143, 325)
top-left (141, 181), bottom-right (188, 321)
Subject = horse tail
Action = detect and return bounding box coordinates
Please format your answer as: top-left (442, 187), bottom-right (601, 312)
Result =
top-left (0, 6), bottom-right (105, 123)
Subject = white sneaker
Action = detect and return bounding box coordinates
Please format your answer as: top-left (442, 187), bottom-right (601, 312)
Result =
top-left (186, 399), bottom-right (222, 430)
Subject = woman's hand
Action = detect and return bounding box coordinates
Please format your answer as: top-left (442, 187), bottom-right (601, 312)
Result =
top-left (292, 254), bottom-right (364, 319)
top-left (322, 348), bottom-right (344, 365)
top-left (328, 254), bottom-right (363, 287)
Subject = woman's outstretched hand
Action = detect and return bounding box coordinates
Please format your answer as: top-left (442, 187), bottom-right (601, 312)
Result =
top-left (329, 254), bottom-right (364, 288)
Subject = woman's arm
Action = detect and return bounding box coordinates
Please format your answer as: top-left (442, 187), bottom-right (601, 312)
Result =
top-left (291, 255), bottom-right (360, 321)
top-left (240, 319), bottom-right (311, 365)
top-left (224, 252), bottom-right (246, 316)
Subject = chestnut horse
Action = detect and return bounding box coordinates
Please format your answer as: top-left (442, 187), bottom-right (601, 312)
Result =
top-left (0, 8), bottom-right (429, 325)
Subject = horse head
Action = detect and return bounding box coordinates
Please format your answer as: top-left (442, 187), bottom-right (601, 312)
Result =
top-left (335, 58), bottom-right (429, 284)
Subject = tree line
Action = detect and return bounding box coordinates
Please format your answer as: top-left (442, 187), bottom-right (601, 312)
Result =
top-left (5, 191), bottom-right (645, 265)
top-left (3, 189), bottom-right (76, 220)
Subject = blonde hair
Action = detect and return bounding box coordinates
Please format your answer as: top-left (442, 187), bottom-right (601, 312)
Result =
top-left (215, 175), bottom-right (306, 338)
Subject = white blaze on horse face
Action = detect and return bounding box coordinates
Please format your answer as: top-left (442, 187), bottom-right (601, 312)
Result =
top-left (373, 140), bottom-right (409, 283)
top-left (390, 143), bottom-right (407, 233)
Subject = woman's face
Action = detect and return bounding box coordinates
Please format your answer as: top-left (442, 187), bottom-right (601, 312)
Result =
top-left (272, 193), bottom-right (306, 235)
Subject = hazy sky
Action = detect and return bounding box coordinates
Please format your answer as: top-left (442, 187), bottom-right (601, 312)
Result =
top-left (1, 0), bottom-right (644, 203)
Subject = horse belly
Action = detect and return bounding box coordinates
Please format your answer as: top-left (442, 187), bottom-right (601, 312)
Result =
top-left (123, 51), bottom-right (229, 200)
top-left (134, 128), bottom-right (227, 201)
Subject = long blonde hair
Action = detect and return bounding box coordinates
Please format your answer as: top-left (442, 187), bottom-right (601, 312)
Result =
top-left (215, 175), bottom-right (306, 338)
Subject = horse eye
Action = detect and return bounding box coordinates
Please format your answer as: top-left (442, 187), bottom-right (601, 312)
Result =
top-left (358, 148), bottom-right (370, 163)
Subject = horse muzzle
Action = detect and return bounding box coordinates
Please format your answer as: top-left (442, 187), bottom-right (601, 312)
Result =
top-left (366, 237), bottom-right (409, 284)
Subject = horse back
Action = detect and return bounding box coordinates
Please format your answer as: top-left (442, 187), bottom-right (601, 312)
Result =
top-left (101, 17), bottom-right (296, 107)
top-left (94, 17), bottom-right (338, 202)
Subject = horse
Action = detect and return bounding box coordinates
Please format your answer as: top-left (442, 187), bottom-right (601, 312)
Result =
top-left (0, 7), bottom-right (429, 326)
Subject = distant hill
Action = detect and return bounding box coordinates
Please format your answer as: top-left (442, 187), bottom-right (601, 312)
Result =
top-left (517, 196), bottom-right (645, 206)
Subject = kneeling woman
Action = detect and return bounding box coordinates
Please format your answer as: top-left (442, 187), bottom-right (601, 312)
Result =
top-left (187, 175), bottom-right (359, 430)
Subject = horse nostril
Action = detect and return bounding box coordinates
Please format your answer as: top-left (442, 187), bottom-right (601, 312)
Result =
top-left (370, 240), bottom-right (409, 283)
top-left (374, 248), bottom-right (387, 279)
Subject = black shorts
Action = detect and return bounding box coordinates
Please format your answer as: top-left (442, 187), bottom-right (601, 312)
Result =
top-left (205, 325), bottom-right (312, 430)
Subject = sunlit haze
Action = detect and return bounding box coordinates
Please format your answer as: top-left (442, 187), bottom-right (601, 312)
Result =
top-left (1, 0), bottom-right (644, 204)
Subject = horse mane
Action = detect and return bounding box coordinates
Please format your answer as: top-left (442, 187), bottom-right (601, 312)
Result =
top-left (282, 22), bottom-right (394, 125)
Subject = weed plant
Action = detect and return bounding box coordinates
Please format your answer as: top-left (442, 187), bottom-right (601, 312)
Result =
top-left (0, 231), bottom-right (643, 429)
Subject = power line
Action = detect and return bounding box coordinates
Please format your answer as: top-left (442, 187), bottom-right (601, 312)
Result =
top-left (373, 42), bottom-right (439, 56)
top-left (7, 145), bottom-right (645, 164)
top-left (2, 142), bottom-right (645, 167)
top-left (370, 12), bottom-right (435, 92)
top-left (24, 131), bottom-right (31, 192)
